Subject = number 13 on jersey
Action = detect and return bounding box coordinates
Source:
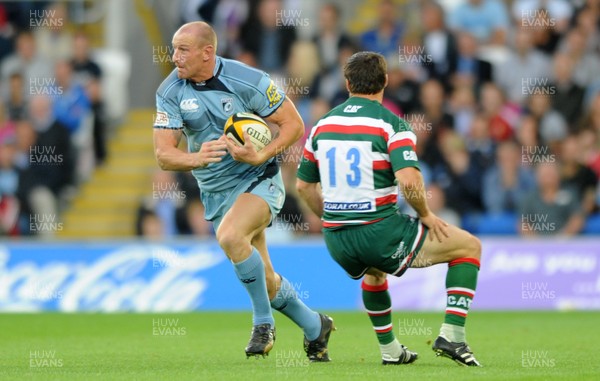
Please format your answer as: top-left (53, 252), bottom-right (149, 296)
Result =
top-left (317, 140), bottom-right (374, 193)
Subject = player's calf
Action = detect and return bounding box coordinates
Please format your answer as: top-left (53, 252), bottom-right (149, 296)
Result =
top-left (362, 273), bottom-right (419, 365)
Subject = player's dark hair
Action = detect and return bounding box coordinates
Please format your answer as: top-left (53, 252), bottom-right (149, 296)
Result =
top-left (343, 52), bottom-right (387, 95)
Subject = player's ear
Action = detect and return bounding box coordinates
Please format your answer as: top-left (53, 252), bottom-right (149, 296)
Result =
top-left (202, 44), bottom-right (214, 61)
top-left (384, 74), bottom-right (389, 89)
top-left (345, 78), bottom-right (350, 93)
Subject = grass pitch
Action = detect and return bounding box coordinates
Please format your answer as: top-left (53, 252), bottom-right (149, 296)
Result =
top-left (1, 311), bottom-right (598, 381)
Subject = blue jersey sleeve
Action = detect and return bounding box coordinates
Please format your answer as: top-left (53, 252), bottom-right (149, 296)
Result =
top-left (247, 74), bottom-right (286, 118)
top-left (154, 92), bottom-right (183, 129)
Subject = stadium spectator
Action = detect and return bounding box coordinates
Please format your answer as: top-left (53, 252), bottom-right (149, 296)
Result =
top-left (479, 82), bottom-right (520, 141)
top-left (384, 62), bottom-right (421, 115)
top-left (0, 103), bottom-right (16, 143)
top-left (518, 162), bottom-right (584, 236)
top-left (551, 53), bottom-right (585, 129)
top-left (515, 114), bottom-right (541, 151)
top-left (239, 0), bottom-right (296, 72)
top-left (312, 3), bottom-right (353, 74)
top-left (415, 79), bottom-right (453, 169)
top-left (172, 171), bottom-right (206, 235)
top-left (559, 135), bottom-right (598, 214)
top-left (136, 209), bottom-right (164, 239)
top-left (577, 128), bottom-right (600, 178)
top-left (465, 113), bottom-right (495, 170)
top-left (33, 1), bottom-right (73, 61)
top-left (16, 95), bottom-right (74, 235)
top-left (495, 28), bottom-right (552, 105)
top-left (71, 32), bottom-right (102, 83)
top-left (0, 4), bottom-right (15, 63)
top-left (420, 0), bottom-right (458, 86)
top-left (450, 31), bottom-right (492, 91)
top-left (6, 71), bottom-right (27, 121)
top-left (578, 91), bottom-right (600, 133)
top-left (183, 199), bottom-right (214, 237)
top-left (311, 43), bottom-right (356, 107)
top-left (0, 137), bottom-right (19, 235)
top-left (427, 182), bottom-right (462, 227)
top-left (572, 2), bottom-right (600, 52)
top-left (0, 30), bottom-right (53, 94)
top-left (71, 32), bottom-right (107, 165)
top-left (281, 40), bottom-right (320, 122)
top-left (52, 60), bottom-right (90, 134)
top-left (433, 131), bottom-right (484, 214)
top-left (512, 0), bottom-right (573, 33)
top-left (483, 139), bottom-right (535, 213)
top-left (526, 92), bottom-right (568, 149)
top-left (512, 0), bottom-right (572, 54)
top-left (558, 27), bottom-right (600, 88)
top-left (448, 85), bottom-right (476, 137)
top-left (359, 0), bottom-right (404, 58)
top-left (144, 170), bottom-right (184, 237)
top-left (12, 119), bottom-right (36, 172)
top-left (447, 0), bottom-right (510, 45)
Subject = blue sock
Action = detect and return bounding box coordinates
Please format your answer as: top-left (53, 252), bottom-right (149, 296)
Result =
top-left (270, 275), bottom-right (321, 341)
top-left (232, 248), bottom-right (274, 326)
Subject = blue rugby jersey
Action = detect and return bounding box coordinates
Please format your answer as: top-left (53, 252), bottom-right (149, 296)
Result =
top-left (154, 56), bottom-right (285, 192)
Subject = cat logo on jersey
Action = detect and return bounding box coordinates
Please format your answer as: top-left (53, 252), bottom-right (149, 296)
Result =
top-left (221, 97), bottom-right (233, 114)
top-left (343, 105), bottom-right (362, 113)
top-left (266, 80), bottom-right (282, 108)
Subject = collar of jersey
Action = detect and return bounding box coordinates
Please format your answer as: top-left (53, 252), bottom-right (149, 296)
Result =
top-left (189, 57), bottom-right (224, 91)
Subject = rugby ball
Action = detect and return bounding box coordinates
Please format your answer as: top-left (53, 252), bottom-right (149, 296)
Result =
top-left (224, 112), bottom-right (272, 151)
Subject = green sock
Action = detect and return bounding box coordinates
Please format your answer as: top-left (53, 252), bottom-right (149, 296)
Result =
top-left (444, 258), bottom-right (480, 333)
top-left (362, 280), bottom-right (394, 345)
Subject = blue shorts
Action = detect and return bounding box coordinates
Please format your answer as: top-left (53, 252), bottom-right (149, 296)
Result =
top-left (200, 163), bottom-right (285, 231)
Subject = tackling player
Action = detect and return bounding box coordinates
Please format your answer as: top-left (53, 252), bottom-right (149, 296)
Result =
top-left (153, 22), bottom-right (334, 360)
top-left (296, 52), bottom-right (482, 366)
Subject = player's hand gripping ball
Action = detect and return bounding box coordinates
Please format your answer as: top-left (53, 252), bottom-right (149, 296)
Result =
top-left (224, 112), bottom-right (272, 151)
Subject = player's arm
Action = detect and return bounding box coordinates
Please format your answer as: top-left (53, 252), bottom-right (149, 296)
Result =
top-left (296, 180), bottom-right (323, 218)
top-left (153, 128), bottom-right (226, 171)
top-left (226, 98), bottom-right (303, 166)
top-left (395, 167), bottom-right (448, 243)
top-left (262, 98), bottom-right (304, 160)
top-left (296, 134), bottom-right (322, 217)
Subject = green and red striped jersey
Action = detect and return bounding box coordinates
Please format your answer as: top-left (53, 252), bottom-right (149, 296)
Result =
top-left (297, 96), bottom-right (419, 229)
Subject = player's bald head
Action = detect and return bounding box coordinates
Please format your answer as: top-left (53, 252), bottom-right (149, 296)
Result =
top-left (175, 21), bottom-right (217, 50)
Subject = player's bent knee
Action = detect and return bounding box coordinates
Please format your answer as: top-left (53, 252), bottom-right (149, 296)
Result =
top-left (364, 269), bottom-right (387, 286)
top-left (466, 235), bottom-right (482, 260)
top-left (216, 226), bottom-right (244, 258)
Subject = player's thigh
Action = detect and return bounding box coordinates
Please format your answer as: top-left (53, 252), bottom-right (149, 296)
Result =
top-left (413, 223), bottom-right (481, 267)
top-left (217, 192), bottom-right (271, 242)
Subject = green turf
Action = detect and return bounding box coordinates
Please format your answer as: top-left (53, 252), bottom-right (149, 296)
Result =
top-left (1, 311), bottom-right (598, 380)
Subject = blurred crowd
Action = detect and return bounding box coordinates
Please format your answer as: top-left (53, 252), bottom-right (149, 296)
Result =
top-left (2, 0), bottom-right (600, 238)
top-left (0, 1), bottom-right (107, 236)
top-left (163, 0), bottom-right (600, 238)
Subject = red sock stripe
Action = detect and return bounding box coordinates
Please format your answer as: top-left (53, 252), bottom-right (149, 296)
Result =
top-left (448, 290), bottom-right (475, 297)
top-left (375, 326), bottom-right (394, 334)
top-left (449, 258), bottom-right (480, 268)
top-left (446, 310), bottom-right (467, 318)
top-left (361, 280), bottom-right (388, 292)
